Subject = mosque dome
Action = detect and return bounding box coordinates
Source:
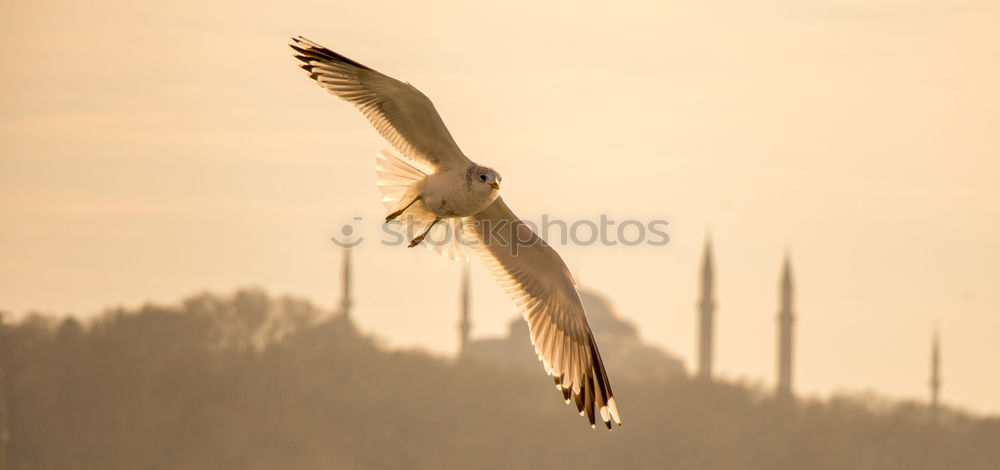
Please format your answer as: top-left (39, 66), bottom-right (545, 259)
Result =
top-left (484, 286), bottom-right (686, 382)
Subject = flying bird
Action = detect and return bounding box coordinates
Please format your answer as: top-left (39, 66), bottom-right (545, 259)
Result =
top-left (290, 36), bottom-right (621, 429)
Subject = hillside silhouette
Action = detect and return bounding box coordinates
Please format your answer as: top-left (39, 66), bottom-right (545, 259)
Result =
top-left (1, 288), bottom-right (997, 470)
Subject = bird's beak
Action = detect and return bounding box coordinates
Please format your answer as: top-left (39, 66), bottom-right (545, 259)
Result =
top-left (490, 182), bottom-right (500, 190)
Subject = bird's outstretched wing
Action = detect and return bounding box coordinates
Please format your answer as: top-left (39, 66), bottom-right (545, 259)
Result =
top-left (291, 36), bottom-right (471, 172)
top-left (468, 197), bottom-right (621, 429)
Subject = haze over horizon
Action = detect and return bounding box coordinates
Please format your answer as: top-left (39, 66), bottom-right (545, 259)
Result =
top-left (1, 0), bottom-right (998, 414)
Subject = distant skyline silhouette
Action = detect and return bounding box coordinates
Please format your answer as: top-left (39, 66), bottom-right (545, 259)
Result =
top-left (3, 289), bottom-right (996, 469)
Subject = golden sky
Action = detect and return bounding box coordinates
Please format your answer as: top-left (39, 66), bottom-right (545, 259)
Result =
top-left (1, 0), bottom-right (998, 412)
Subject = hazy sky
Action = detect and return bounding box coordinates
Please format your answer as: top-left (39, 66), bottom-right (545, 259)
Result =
top-left (2, 0), bottom-right (998, 412)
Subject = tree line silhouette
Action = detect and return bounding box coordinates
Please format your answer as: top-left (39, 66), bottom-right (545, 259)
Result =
top-left (1, 288), bottom-right (997, 470)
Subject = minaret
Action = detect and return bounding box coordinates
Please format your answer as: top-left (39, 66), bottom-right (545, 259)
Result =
top-left (458, 263), bottom-right (472, 358)
top-left (930, 328), bottom-right (941, 422)
top-left (338, 246), bottom-right (353, 321)
top-left (0, 368), bottom-right (8, 470)
top-left (0, 315), bottom-right (8, 470)
top-left (776, 255), bottom-right (795, 399)
top-left (696, 238), bottom-right (716, 380)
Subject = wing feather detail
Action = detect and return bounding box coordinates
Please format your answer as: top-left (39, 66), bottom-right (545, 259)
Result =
top-left (468, 197), bottom-right (621, 429)
top-left (291, 36), bottom-right (471, 172)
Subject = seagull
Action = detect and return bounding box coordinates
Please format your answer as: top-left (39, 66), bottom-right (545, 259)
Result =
top-left (291, 36), bottom-right (621, 429)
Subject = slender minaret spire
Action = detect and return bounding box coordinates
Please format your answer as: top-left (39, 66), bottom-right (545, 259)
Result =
top-left (1, 316), bottom-right (8, 470)
top-left (930, 328), bottom-right (941, 422)
top-left (0, 368), bottom-right (8, 470)
top-left (458, 263), bottom-right (472, 359)
top-left (697, 237), bottom-right (716, 380)
top-left (338, 245), bottom-right (353, 321)
top-left (776, 255), bottom-right (795, 399)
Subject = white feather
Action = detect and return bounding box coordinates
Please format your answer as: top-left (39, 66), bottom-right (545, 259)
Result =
top-left (375, 149), bottom-right (470, 262)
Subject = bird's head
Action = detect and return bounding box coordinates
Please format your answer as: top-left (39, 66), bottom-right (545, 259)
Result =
top-left (469, 165), bottom-right (502, 192)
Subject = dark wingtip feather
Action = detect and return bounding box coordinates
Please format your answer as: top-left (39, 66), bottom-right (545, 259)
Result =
top-left (554, 376), bottom-right (572, 402)
top-left (289, 44), bottom-right (313, 59)
top-left (584, 379), bottom-right (596, 427)
top-left (587, 336), bottom-right (619, 429)
top-left (288, 36), bottom-right (374, 72)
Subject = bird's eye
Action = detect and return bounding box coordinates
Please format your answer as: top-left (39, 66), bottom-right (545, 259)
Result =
top-left (479, 175), bottom-right (487, 182)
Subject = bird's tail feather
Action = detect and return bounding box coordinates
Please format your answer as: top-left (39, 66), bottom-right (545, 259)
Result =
top-left (375, 150), bottom-right (471, 261)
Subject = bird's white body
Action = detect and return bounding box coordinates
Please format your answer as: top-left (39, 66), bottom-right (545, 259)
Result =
top-left (421, 166), bottom-right (498, 218)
